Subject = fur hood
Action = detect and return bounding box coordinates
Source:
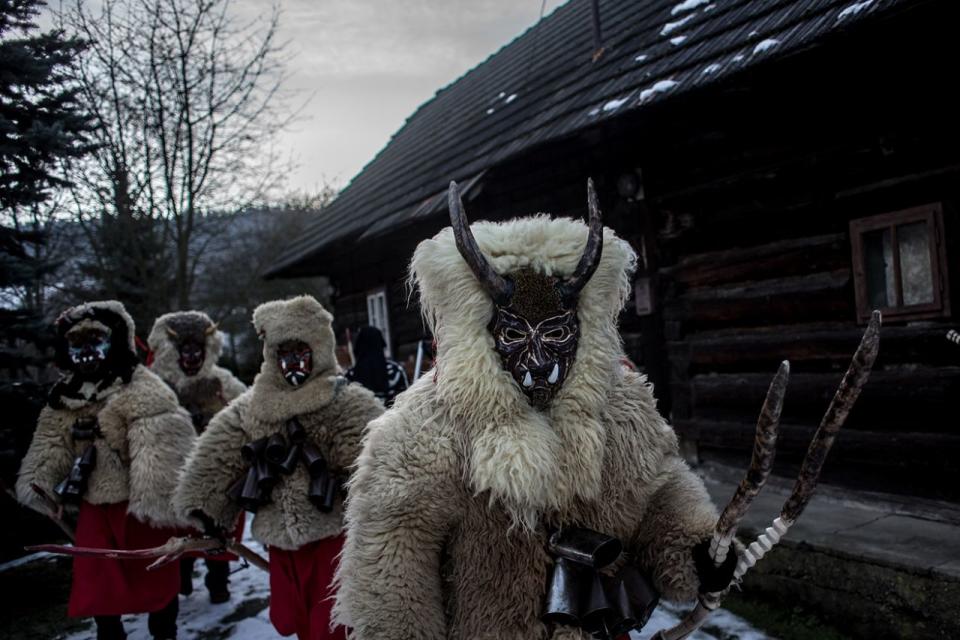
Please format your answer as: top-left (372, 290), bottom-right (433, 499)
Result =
top-left (249, 295), bottom-right (340, 422)
top-left (410, 216), bottom-right (637, 525)
top-left (50, 300), bottom-right (141, 410)
top-left (147, 310), bottom-right (223, 386)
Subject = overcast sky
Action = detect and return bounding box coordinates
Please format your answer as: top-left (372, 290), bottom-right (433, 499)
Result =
top-left (238, 0), bottom-right (565, 195)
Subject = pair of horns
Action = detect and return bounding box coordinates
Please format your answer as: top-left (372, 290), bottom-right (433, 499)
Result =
top-left (447, 178), bottom-right (604, 306)
top-left (165, 322), bottom-right (217, 339)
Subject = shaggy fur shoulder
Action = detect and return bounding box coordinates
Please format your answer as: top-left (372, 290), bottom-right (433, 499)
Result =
top-left (15, 405), bottom-right (77, 514)
top-left (17, 365), bottom-right (195, 527)
top-left (334, 376), bottom-right (464, 637)
top-left (175, 380), bottom-right (384, 550)
top-left (174, 391), bottom-right (250, 533)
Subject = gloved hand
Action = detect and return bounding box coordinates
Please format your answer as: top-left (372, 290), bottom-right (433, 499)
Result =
top-left (693, 538), bottom-right (738, 594)
top-left (190, 509), bottom-right (228, 553)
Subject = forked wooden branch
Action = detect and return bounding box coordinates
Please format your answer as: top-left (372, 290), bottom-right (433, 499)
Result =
top-left (27, 535), bottom-right (269, 572)
top-left (651, 311), bottom-right (881, 640)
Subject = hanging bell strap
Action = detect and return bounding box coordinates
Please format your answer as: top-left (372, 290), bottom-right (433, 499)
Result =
top-left (542, 526), bottom-right (659, 640)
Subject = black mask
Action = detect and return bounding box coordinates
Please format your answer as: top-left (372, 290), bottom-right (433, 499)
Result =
top-left (448, 179), bottom-right (603, 411)
top-left (277, 340), bottom-right (312, 387)
top-left (67, 328), bottom-right (112, 377)
top-left (177, 339), bottom-right (205, 376)
top-left (490, 270), bottom-right (581, 409)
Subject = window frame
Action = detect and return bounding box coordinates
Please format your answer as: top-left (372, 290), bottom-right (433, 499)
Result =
top-left (365, 287), bottom-right (393, 356)
top-left (849, 203), bottom-right (950, 323)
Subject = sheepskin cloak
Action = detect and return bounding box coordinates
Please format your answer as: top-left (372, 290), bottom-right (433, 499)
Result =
top-left (16, 301), bottom-right (196, 617)
top-left (147, 310), bottom-right (247, 429)
top-left (173, 295), bottom-right (384, 551)
top-left (334, 217), bottom-right (721, 640)
top-left (16, 303), bottom-right (196, 529)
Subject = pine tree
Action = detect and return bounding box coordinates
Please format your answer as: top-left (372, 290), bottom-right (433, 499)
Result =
top-left (0, 0), bottom-right (94, 211)
top-left (0, 1), bottom-right (93, 549)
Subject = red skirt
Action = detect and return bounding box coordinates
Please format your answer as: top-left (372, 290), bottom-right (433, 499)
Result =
top-left (269, 535), bottom-right (347, 640)
top-left (69, 501), bottom-right (180, 617)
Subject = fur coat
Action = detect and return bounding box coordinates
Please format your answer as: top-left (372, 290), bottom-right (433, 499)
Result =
top-left (174, 296), bottom-right (384, 550)
top-left (147, 310), bottom-right (246, 429)
top-left (334, 217), bottom-right (720, 640)
top-left (16, 301), bottom-right (196, 528)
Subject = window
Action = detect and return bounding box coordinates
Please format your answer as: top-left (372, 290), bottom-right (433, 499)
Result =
top-left (850, 203), bottom-right (950, 323)
top-left (366, 287), bottom-right (392, 356)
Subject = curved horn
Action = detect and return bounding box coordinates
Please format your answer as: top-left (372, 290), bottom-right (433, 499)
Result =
top-left (205, 322), bottom-right (218, 336)
top-left (557, 178), bottom-right (604, 304)
top-left (448, 181), bottom-right (514, 305)
top-left (165, 326), bottom-right (179, 339)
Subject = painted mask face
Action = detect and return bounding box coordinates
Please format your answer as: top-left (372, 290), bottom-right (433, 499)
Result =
top-left (490, 270), bottom-right (581, 409)
top-left (67, 328), bottom-right (112, 376)
top-left (277, 340), bottom-right (312, 387)
top-left (177, 339), bottom-right (205, 376)
top-left (447, 179), bottom-right (603, 411)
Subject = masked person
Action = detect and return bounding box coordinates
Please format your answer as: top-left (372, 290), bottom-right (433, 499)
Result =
top-left (147, 311), bottom-right (247, 602)
top-left (334, 183), bottom-right (738, 640)
top-left (174, 295), bottom-right (384, 640)
top-left (344, 325), bottom-right (409, 407)
top-left (16, 301), bottom-right (196, 640)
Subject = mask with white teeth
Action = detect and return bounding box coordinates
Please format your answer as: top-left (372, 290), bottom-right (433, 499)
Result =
top-left (276, 340), bottom-right (313, 388)
top-left (447, 179), bottom-right (603, 411)
top-left (66, 328), bottom-right (112, 377)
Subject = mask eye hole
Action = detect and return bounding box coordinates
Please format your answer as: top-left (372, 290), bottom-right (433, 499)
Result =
top-left (541, 327), bottom-right (567, 341)
top-left (502, 327), bottom-right (526, 342)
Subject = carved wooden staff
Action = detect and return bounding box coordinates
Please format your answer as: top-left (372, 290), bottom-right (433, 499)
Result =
top-left (651, 310), bottom-right (881, 640)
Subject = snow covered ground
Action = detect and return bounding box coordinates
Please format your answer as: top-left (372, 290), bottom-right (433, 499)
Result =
top-left (39, 522), bottom-right (772, 639)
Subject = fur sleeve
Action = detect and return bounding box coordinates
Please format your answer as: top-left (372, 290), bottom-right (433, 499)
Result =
top-left (127, 406), bottom-right (196, 527)
top-left (326, 383), bottom-right (384, 474)
top-left (15, 408), bottom-right (73, 514)
top-left (634, 455), bottom-right (718, 602)
top-left (173, 395), bottom-right (248, 531)
top-left (333, 406), bottom-right (459, 640)
top-left (214, 366), bottom-right (247, 403)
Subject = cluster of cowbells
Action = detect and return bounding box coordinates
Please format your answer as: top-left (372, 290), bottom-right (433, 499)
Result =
top-left (226, 417), bottom-right (339, 513)
top-left (543, 527), bottom-right (660, 640)
top-left (54, 419), bottom-right (100, 503)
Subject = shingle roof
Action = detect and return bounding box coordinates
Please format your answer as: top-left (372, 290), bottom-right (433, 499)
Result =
top-left (268, 0), bottom-right (908, 277)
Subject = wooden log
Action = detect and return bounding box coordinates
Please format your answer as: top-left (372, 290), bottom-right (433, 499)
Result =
top-left (669, 324), bottom-right (960, 371)
top-left (688, 368), bottom-right (960, 433)
top-left (660, 233), bottom-right (848, 288)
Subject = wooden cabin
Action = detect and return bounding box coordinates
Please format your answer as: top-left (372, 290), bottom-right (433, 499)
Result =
top-left (268, 0), bottom-right (959, 502)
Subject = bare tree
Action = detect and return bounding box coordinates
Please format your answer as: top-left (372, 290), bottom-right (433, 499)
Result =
top-left (60, 0), bottom-right (292, 310)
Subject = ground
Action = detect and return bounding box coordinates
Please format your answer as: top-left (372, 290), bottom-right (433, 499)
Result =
top-left (0, 521), bottom-right (778, 640)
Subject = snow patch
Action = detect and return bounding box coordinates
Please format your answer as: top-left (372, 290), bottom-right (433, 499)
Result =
top-left (671, 0), bottom-right (710, 15)
top-left (588, 107), bottom-right (601, 117)
top-left (505, 93), bottom-right (517, 104)
top-left (603, 96), bottom-right (631, 112)
top-left (486, 108), bottom-right (495, 115)
top-left (639, 79), bottom-right (679, 103)
top-left (838, 0), bottom-right (875, 20)
top-left (753, 38), bottom-right (780, 54)
top-left (661, 14), bottom-right (695, 36)
top-left (704, 3), bottom-right (716, 11)
top-left (732, 53), bottom-right (746, 62)
top-left (497, 91), bottom-right (506, 99)
top-left (671, 35), bottom-right (688, 46)
top-left (701, 63), bottom-right (722, 75)
top-left (634, 54), bottom-right (649, 63)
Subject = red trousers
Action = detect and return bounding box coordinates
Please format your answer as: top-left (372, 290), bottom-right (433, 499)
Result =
top-left (69, 501), bottom-right (180, 617)
top-left (269, 535), bottom-right (347, 640)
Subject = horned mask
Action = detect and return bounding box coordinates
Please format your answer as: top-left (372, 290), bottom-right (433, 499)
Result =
top-left (448, 179), bottom-right (604, 410)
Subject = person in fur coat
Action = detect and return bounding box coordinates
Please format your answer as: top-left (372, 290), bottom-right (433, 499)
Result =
top-left (174, 295), bottom-right (384, 640)
top-left (16, 301), bottom-right (196, 640)
top-left (147, 310), bottom-right (247, 602)
top-left (334, 183), bottom-right (738, 640)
